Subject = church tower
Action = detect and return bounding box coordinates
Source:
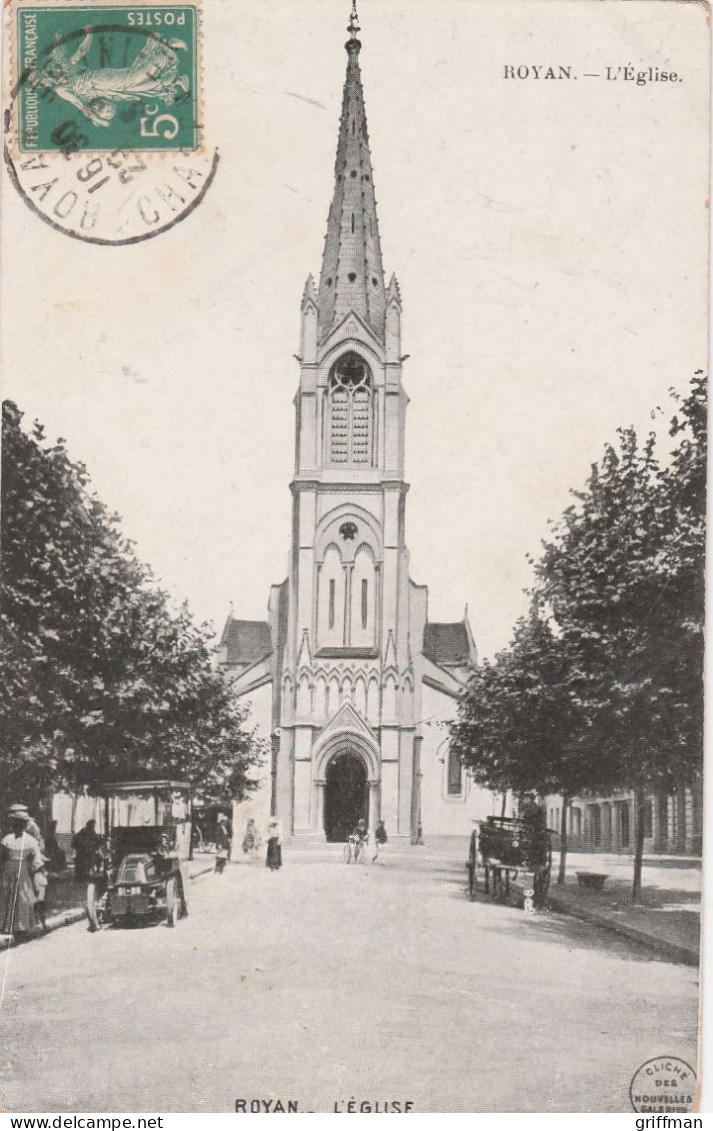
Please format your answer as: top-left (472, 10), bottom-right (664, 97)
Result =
top-left (221, 5), bottom-right (482, 842)
top-left (283, 3), bottom-right (412, 836)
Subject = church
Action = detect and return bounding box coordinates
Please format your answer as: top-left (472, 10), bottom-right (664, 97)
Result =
top-left (219, 6), bottom-right (494, 841)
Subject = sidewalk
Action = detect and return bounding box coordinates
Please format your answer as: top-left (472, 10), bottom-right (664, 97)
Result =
top-left (546, 851), bottom-right (701, 965)
top-left (1, 852), bottom-right (217, 949)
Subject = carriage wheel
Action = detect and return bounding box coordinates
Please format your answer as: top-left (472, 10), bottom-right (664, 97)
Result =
top-left (165, 877), bottom-right (177, 927)
top-left (86, 882), bottom-right (104, 933)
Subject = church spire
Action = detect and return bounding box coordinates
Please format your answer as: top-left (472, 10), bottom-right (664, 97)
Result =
top-left (317, 3), bottom-right (386, 343)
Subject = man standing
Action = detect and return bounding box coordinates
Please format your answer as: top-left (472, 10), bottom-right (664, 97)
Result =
top-left (72, 820), bottom-right (102, 881)
top-left (214, 813), bottom-right (231, 874)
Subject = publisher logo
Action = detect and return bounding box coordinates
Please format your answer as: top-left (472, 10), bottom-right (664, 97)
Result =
top-left (630, 1057), bottom-right (697, 1113)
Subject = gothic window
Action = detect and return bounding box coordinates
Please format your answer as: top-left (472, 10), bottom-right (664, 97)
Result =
top-left (361, 580), bottom-right (368, 629)
top-left (447, 747), bottom-right (463, 796)
top-left (328, 352), bottom-right (372, 466)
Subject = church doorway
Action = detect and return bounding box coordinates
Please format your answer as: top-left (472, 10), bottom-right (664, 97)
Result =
top-left (324, 750), bottom-right (368, 842)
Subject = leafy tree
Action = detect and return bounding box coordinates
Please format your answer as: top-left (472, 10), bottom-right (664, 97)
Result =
top-left (450, 602), bottom-right (615, 884)
top-left (535, 375), bottom-right (705, 899)
top-left (1, 402), bottom-right (265, 814)
top-left (451, 373), bottom-right (705, 901)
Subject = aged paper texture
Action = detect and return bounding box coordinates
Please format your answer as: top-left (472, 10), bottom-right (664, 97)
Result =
top-left (0, 0), bottom-right (708, 1114)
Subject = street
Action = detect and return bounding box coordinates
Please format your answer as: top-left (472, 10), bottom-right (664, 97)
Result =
top-left (0, 842), bottom-right (699, 1113)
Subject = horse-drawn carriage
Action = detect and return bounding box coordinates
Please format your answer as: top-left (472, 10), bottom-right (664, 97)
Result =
top-left (85, 780), bottom-right (191, 931)
top-left (467, 813), bottom-right (554, 913)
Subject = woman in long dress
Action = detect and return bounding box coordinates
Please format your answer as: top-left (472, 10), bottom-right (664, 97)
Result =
top-left (0, 813), bottom-right (46, 935)
top-left (265, 822), bottom-right (282, 872)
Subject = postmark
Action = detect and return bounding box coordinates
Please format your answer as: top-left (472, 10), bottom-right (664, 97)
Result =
top-left (4, 1), bottom-right (217, 243)
top-left (629, 1057), bottom-right (697, 1113)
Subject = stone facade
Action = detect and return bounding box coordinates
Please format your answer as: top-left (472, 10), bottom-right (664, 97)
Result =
top-left (219, 21), bottom-right (494, 840)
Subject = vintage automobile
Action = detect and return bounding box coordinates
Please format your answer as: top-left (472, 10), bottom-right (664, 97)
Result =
top-left (85, 779), bottom-right (191, 932)
top-left (467, 813), bottom-right (554, 912)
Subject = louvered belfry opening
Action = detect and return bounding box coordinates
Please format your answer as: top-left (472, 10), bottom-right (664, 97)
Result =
top-left (328, 351), bottom-right (372, 466)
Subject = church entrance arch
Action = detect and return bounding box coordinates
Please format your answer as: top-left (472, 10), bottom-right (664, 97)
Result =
top-left (324, 750), bottom-right (368, 842)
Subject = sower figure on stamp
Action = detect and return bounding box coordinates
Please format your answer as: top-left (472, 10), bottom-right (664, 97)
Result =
top-left (29, 31), bottom-right (191, 129)
top-left (0, 807), bottom-right (47, 937)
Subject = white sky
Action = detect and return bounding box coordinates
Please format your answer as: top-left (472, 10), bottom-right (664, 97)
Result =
top-left (2, 0), bottom-right (709, 660)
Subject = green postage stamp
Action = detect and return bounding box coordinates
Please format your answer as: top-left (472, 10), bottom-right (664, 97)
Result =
top-left (16, 5), bottom-right (199, 152)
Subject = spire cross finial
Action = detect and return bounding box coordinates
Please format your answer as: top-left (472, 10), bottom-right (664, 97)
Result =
top-left (347, 0), bottom-right (360, 38)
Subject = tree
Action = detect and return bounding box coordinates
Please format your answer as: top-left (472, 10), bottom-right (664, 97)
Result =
top-left (450, 602), bottom-right (616, 884)
top-left (1, 402), bottom-right (265, 812)
top-left (535, 375), bottom-right (706, 899)
top-left (451, 373), bottom-right (705, 901)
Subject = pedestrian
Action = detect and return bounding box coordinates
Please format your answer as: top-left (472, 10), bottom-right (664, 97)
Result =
top-left (214, 813), bottom-right (231, 874)
top-left (7, 804), bottom-right (44, 851)
top-left (72, 819), bottom-right (102, 882)
top-left (265, 821), bottom-right (282, 871)
top-left (242, 817), bottom-right (260, 863)
top-left (351, 817), bottom-right (369, 862)
top-left (373, 818), bottom-right (388, 862)
top-left (44, 820), bottom-right (67, 875)
top-left (9, 806), bottom-right (49, 926)
top-left (0, 808), bottom-right (47, 936)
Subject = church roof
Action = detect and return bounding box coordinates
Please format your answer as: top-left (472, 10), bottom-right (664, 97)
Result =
top-left (220, 617), bottom-right (272, 667)
top-left (422, 622), bottom-right (473, 668)
top-left (317, 4), bottom-right (386, 344)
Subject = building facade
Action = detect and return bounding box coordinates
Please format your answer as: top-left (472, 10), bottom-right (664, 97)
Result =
top-left (219, 13), bottom-right (494, 841)
top-left (544, 784), bottom-right (703, 857)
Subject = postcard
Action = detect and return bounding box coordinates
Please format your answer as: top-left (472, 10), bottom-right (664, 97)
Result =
top-left (0, 0), bottom-right (707, 1114)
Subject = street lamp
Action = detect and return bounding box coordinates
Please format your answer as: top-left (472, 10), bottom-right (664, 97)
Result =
top-left (413, 768), bottom-right (424, 845)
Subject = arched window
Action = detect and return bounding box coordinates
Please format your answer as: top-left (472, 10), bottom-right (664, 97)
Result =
top-left (319, 545), bottom-right (345, 648)
top-left (328, 352), bottom-right (372, 466)
top-left (447, 746), bottom-right (463, 796)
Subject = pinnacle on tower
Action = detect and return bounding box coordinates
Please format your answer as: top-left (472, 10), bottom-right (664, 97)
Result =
top-left (387, 273), bottom-right (401, 306)
top-left (316, 3), bottom-right (386, 343)
top-left (301, 274), bottom-right (317, 308)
